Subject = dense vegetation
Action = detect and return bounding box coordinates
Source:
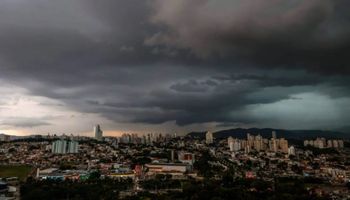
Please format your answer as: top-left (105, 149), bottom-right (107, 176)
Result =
top-left (17, 149), bottom-right (334, 199)
top-left (20, 177), bottom-right (133, 200)
top-left (140, 174), bottom-right (181, 190)
top-left (126, 177), bottom-right (329, 200)
top-left (20, 174), bottom-right (331, 200)
top-left (0, 165), bottom-right (32, 181)
top-left (302, 145), bottom-right (339, 156)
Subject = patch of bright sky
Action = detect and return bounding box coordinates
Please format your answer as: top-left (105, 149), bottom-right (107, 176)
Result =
top-left (248, 92), bottom-right (350, 130)
top-left (0, 83), bottom-right (220, 136)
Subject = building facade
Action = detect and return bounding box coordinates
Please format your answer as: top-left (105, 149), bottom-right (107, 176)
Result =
top-left (206, 131), bottom-right (214, 144)
top-left (94, 125), bottom-right (103, 141)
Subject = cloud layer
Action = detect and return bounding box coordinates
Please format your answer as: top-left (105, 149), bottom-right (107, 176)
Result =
top-left (147, 0), bottom-right (350, 74)
top-left (0, 0), bottom-right (349, 134)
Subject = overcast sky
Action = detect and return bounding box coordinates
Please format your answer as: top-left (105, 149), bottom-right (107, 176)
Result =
top-left (0, 0), bottom-right (350, 136)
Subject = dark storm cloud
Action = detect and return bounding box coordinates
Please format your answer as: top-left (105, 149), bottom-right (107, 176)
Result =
top-left (148, 0), bottom-right (350, 74)
top-left (81, 73), bottom-right (331, 126)
top-left (213, 72), bottom-right (325, 87)
top-left (0, 118), bottom-right (51, 128)
top-left (0, 0), bottom-right (350, 129)
top-left (170, 80), bottom-right (214, 93)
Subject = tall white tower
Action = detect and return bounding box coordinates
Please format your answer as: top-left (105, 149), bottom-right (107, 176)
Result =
top-left (228, 137), bottom-right (234, 151)
top-left (94, 125), bottom-right (103, 141)
top-left (206, 131), bottom-right (213, 144)
top-left (272, 131), bottom-right (277, 139)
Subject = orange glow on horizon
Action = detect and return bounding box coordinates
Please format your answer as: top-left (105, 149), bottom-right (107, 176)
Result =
top-left (81, 130), bottom-right (125, 137)
top-left (0, 129), bottom-right (27, 136)
top-left (1, 129), bottom-right (131, 137)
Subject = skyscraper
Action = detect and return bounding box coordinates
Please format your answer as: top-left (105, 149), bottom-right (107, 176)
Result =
top-left (288, 146), bottom-right (296, 156)
top-left (270, 131), bottom-right (278, 152)
top-left (233, 139), bottom-right (241, 152)
top-left (279, 138), bottom-right (289, 153)
top-left (68, 140), bottom-right (79, 153)
top-left (206, 131), bottom-right (213, 144)
top-left (52, 139), bottom-right (79, 154)
top-left (52, 139), bottom-right (67, 154)
top-left (94, 125), bottom-right (103, 141)
top-left (228, 137), bottom-right (234, 151)
top-left (272, 131), bottom-right (276, 139)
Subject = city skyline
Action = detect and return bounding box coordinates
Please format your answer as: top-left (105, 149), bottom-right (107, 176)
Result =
top-left (1, 128), bottom-right (348, 199)
top-left (1, 1), bottom-right (350, 200)
top-left (1, 0), bottom-right (350, 136)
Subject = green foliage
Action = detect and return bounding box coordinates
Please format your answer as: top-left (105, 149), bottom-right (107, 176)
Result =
top-left (193, 151), bottom-right (216, 177)
top-left (88, 170), bottom-right (101, 180)
top-left (0, 165), bottom-right (32, 181)
top-left (277, 161), bottom-right (288, 170)
top-left (346, 181), bottom-right (350, 189)
top-left (302, 146), bottom-right (339, 156)
top-left (140, 174), bottom-right (181, 190)
top-left (59, 162), bottom-right (77, 170)
top-left (131, 157), bottom-right (152, 165)
top-left (127, 177), bottom-right (326, 200)
top-left (21, 178), bottom-right (133, 200)
top-left (20, 175), bottom-right (328, 200)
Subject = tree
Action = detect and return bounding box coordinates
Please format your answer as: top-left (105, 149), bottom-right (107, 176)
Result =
top-left (88, 170), bottom-right (101, 180)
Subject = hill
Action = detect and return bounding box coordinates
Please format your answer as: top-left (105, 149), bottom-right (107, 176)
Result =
top-left (187, 128), bottom-right (349, 140)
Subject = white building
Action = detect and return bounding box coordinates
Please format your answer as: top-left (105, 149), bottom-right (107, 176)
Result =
top-left (68, 140), bottom-right (79, 153)
top-left (314, 138), bottom-right (326, 148)
top-left (94, 125), bottom-right (103, 141)
top-left (52, 140), bottom-right (79, 154)
top-left (52, 140), bottom-right (67, 154)
top-left (228, 137), bottom-right (234, 151)
top-left (233, 139), bottom-right (241, 152)
top-left (338, 140), bottom-right (344, 148)
top-left (206, 131), bottom-right (214, 144)
top-left (288, 146), bottom-right (296, 156)
top-left (304, 138), bottom-right (344, 149)
top-left (272, 131), bottom-right (277, 139)
top-left (145, 163), bottom-right (191, 173)
top-left (0, 134), bottom-right (10, 142)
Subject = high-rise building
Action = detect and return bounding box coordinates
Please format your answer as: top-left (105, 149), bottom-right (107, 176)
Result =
top-left (0, 134), bottom-right (10, 142)
top-left (338, 140), bottom-right (344, 148)
top-left (304, 140), bottom-right (310, 147)
top-left (247, 133), bottom-right (254, 149)
top-left (279, 138), bottom-right (289, 153)
top-left (228, 137), bottom-right (234, 151)
top-left (233, 139), bottom-right (241, 152)
top-left (272, 131), bottom-right (276, 139)
top-left (245, 145), bottom-right (251, 154)
top-left (327, 140), bottom-right (333, 148)
top-left (68, 140), bottom-right (79, 153)
top-left (332, 140), bottom-right (339, 148)
top-left (288, 146), bottom-right (296, 156)
top-left (228, 137), bottom-right (241, 152)
top-left (304, 138), bottom-right (344, 149)
top-left (269, 138), bottom-right (278, 152)
top-left (314, 138), bottom-right (325, 148)
top-left (52, 139), bottom-right (79, 154)
top-left (254, 135), bottom-right (263, 152)
top-left (94, 125), bottom-right (103, 141)
top-left (52, 140), bottom-right (67, 154)
top-left (205, 131), bottom-right (214, 144)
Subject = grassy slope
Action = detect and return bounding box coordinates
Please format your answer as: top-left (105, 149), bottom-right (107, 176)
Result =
top-left (0, 165), bottom-right (32, 181)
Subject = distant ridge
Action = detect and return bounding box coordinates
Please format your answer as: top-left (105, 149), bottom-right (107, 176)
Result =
top-left (186, 128), bottom-right (349, 140)
top-left (0, 133), bottom-right (9, 137)
top-left (0, 133), bottom-right (27, 141)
